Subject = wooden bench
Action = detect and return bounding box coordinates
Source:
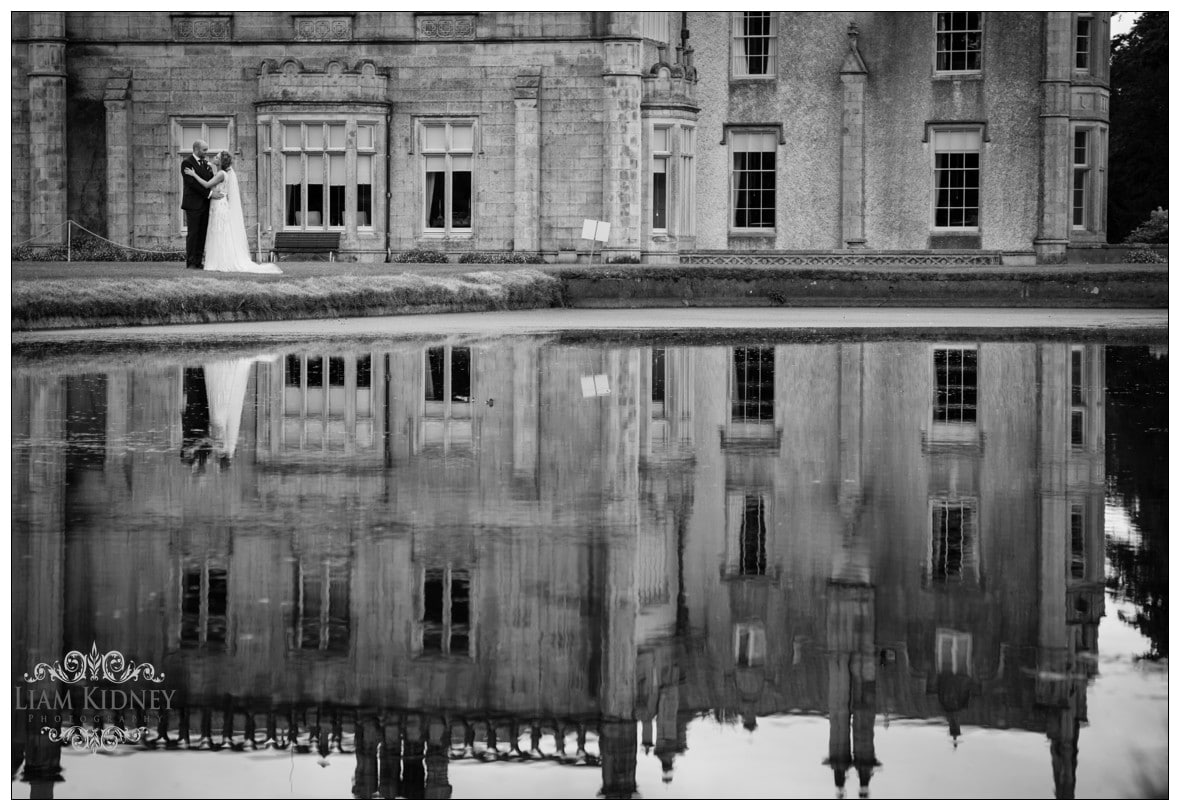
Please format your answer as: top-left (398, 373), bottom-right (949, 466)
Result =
top-left (270, 231), bottom-right (341, 262)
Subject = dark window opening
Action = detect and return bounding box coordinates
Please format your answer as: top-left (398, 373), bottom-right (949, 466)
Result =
top-left (732, 346), bottom-right (775, 422)
top-left (933, 348), bottom-right (977, 424)
top-left (739, 494), bottom-right (767, 575)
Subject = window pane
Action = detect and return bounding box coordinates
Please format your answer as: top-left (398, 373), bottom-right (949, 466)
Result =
top-left (653, 127), bottom-right (669, 153)
top-left (653, 160), bottom-right (667, 230)
top-left (328, 356), bottom-right (345, 387)
top-left (450, 347), bottom-right (471, 402)
top-left (358, 124), bottom-right (374, 150)
top-left (328, 124), bottom-right (346, 149)
top-left (306, 357), bottom-right (323, 387)
top-left (356, 154), bottom-right (372, 227)
top-left (306, 155), bottom-right (324, 227)
top-left (329, 155), bottom-right (346, 227)
top-left (424, 125), bottom-right (446, 151)
top-left (206, 568), bottom-right (228, 647)
top-left (181, 125), bottom-right (203, 150)
top-left (180, 570), bottom-right (201, 646)
top-left (452, 169), bottom-right (472, 229)
top-left (285, 154), bottom-right (303, 227)
top-left (451, 124), bottom-right (474, 152)
top-left (425, 347), bottom-right (445, 401)
top-left (285, 355), bottom-right (302, 386)
top-left (284, 124), bottom-right (302, 149)
top-left (306, 124), bottom-right (323, 151)
top-left (207, 125), bottom-right (229, 151)
top-left (423, 570), bottom-right (445, 623)
top-left (426, 169), bottom-right (446, 228)
top-left (357, 356), bottom-right (372, 389)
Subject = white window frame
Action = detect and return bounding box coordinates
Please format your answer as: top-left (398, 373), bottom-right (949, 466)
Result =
top-left (173, 117), bottom-right (233, 234)
top-left (1071, 127), bottom-right (1092, 232)
top-left (419, 119), bottom-right (476, 237)
top-left (731, 12), bottom-right (777, 79)
top-left (679, 126), bottom-right (696, 236)
top-left (651, 125), bottom-right (671, 232)
top-left (931, 126), bottom-right (983, 232)
top-left (275, 118), bottom-right (378, 234)
top-left (934, 11), bottom-right (983, 76)
top-left (729, 130), bottom-right (778, 233)
top-left (1070, 345), bottom-right (1087, 447)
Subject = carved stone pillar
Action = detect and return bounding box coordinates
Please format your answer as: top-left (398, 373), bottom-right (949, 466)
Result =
top-left (602, 35), bottom-right (644, 260)
top-left (27, 12), bottom-right (68, 245)
top-left (839, 24), bottom-right (869, 248)
top-left (513, 71), bottom-right (542, 252)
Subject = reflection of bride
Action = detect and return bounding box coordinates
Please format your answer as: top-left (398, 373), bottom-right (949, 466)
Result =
top-left (184, 152), bottom-right (282, 274)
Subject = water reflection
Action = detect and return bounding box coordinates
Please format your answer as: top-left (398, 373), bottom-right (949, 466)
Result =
top-left (10, 339), bottom-right (1162, 799)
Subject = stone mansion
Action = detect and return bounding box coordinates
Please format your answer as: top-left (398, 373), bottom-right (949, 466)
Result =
top-left (11, 11), bottom-right (1111, 263)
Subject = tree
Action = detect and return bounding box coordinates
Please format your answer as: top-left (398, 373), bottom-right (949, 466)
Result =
top-left (1107, 12), bottom-right (1168, 244)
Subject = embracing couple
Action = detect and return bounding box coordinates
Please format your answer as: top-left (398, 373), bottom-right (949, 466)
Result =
top-left (180, 140), bottom-right (282, 274)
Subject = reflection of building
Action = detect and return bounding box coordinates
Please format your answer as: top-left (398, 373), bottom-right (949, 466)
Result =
top-left (11, 339), bottom-right (1106, 797)
top-left (14, 12), bottom-right (1109, 263)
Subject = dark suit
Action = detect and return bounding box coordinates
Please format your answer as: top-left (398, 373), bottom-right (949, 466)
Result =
top-left (181, 154), bottom-right (214, 268)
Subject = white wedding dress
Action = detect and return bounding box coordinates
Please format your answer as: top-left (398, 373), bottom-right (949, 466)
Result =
top-left (204, 168), bottom-right (282, 274)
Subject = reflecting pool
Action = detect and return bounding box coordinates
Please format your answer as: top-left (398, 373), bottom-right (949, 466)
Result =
top-left (10, 332), bottom-right (1168, 799)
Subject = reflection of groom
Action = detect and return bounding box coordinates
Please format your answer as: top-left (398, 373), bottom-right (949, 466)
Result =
top-left (181, 139), bottom-right (213, 269)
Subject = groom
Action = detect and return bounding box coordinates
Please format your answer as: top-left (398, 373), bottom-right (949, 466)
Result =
top-left (181, 139), bottom-right (214, 269)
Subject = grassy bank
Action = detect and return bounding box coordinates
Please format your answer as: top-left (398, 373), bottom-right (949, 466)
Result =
top-left (12, 267), bottom-right (563, 330)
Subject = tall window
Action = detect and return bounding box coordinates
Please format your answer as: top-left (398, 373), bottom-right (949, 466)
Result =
top-left (651, 347), bottom-right (667, 419)
top-left (679, 126), bottom-right (696, 236)
top-left (732, 12), bottom-right (777, 78)
top-left (930, 499), bottom-right (979, 584)
top-left (726, 491), bottom-right (770, 577)
top-left (933, 347), bottom-right (978, 425)
top-left (174, 118), bottom-right (231, 233)
top-left (180, 559), bottom-right (229, 651)
top-left (278, 119), bottom-right (376, 230)
top-left (933, 129), bottom-right (981, 229)
top-left (1075, 14), bottom-right (1093, 72)
top-left (1070, 346), bottom-right (1086, 446)
top-left (935, 12), bottom-right (983, 74)
top-left (1070, 505), bottom-right (1086, 580)
top-left (294, 558), bottom-right (351, 653)
top-left (421, 121), bottom-right (474, 234)
top-left (1072, 129), bottom-right (1092, 230)
top-left (730, 132), bottom-right (777, 230)
top-left (421, 567), bottom-right (471, 656)
top-left (652, 126), bottom-right (670, 231)
top-left (732, 347), bottom-right (774, 422)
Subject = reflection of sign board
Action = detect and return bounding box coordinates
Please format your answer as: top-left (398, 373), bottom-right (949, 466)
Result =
top-left (580, 374), bottom-right (611, 398)
top-left (581, 219), bottom-right (611, 243)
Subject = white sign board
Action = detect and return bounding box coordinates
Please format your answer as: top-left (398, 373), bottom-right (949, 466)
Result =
top-left (581, 219), bottom-right (611, 242)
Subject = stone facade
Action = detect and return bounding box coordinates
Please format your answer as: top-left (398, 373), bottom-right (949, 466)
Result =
top-left (11, 11), bottom-right (1110, 263)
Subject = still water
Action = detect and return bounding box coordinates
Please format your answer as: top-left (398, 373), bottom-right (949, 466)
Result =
top-left (10, 331), bottom-right (1168, 799)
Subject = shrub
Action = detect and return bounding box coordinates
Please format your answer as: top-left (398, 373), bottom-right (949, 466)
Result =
top-left (457, 251), bottom-right (544, 264)
top-left (12, 232), bottom-right (184, 262)
top-left (606, 255), bottom-right (641, 264)
top-left (1125, 248), bottom-right (1167, 264)
top-left (391, 249), bottom-right (450, 263)
top-left (1124, 208), bottom-right (1168, 244)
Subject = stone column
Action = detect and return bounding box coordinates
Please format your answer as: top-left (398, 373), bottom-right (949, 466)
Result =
top-left (839, 24), bottom-right (869, 249)
top-left (103, 74), bottom-right (133, 247)
top-left (27, 12), bottom-right (68, 246)
top-left (602, 26), bottom-right (644, 260)
top-left (513, 71), bottom-right (542, 253)
top-left (1035, 13), bottom-right (1074, 263)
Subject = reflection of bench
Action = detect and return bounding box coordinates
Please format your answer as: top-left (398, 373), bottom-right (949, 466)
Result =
top-left (270, 231), bottom-right (340, 262)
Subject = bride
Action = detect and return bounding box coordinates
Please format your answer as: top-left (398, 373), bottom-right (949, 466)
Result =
top-left (184, 152), bottom-right (282, 274)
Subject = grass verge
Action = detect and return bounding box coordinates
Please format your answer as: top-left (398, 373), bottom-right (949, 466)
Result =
top-left (12, 268), bottom-right (563, 330)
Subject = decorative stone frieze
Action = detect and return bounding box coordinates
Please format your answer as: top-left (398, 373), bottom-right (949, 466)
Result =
top-left (172, 15), bottom-right (232, 41)
top-left (416, 15), bottom-right (476, 40)
top-left (293, 16), bottom-right (353, 42)
top-left (257, 59), bottom-right (388, 106)
top-left (679, 252), bottom-right (1004, 267)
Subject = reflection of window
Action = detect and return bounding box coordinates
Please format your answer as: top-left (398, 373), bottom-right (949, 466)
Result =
top-left (281, 353), bottom-right (376, 451)
top-left (1070, 346), bottom-right (1085, 446)
top-left (933, 129), bottom-right (982, 230)
top-left (734, 622), bottom-right (766, 667)
top-left (930, 498), bottom-right (978, 584)
top-left (294, 558), bottom-right (350, 653)
top-left (420, 567), bottom-right (471, 656)
top-left (732, 347), bottom-right (774, 422)
top-left (935, 12), bottom-right (982, 74)
top-left (423, 346), bottom-right (473, 450)
top-left (726, 491), bottom-right (769, 577)
top-left (180, 560), bottom-right (229, 651)
top-left (651, 348), bottom-right (667, 419)
top-left (421, 121), bottom-right (474, 234)
top-left (732, 12), bottom-right (777, 78)
top-left (730, 132), bottom-right (777, 230)
top-left (933, 347), bottom-right (977, 424)
top-left (1070, 505), bottom-right (1085, 580)
top-left (935, 628), bottom-right (972, 674)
